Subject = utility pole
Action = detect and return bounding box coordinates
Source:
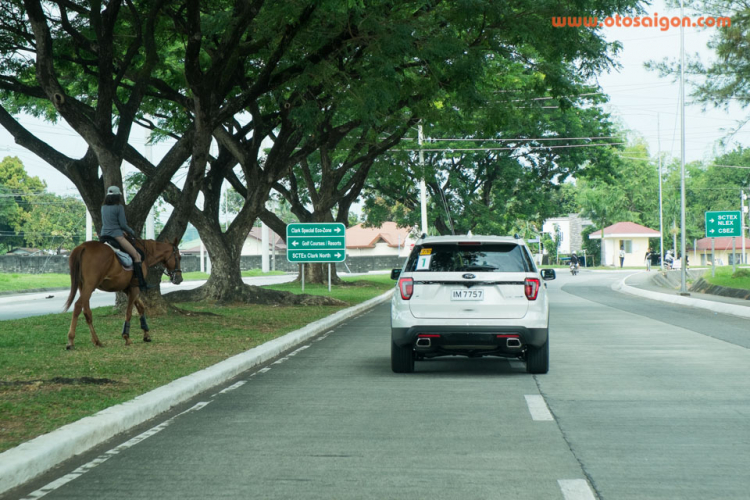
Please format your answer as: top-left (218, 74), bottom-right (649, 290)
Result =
top-left (742, 189), bottom-right (747, 264)
top-left (679, 0), bottom-right (688, 295)
top-left (86, 210), bottom-right (93, 241)
top-left (418, 124), bottom-right (428, 236)
top-left (658, 113), bottom-right (664, 270)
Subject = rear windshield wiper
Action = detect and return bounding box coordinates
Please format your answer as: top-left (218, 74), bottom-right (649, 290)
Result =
top-left (462, 265), bottom-right (499, 271)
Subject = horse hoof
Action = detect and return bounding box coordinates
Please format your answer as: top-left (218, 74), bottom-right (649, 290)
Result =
top-left (66, 345), bottom-right (74, 350)
top-left (143, 337), bottom-right (152, 343)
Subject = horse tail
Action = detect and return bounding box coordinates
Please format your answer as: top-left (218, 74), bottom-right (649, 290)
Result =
top-left (63, 246), bottom-right (84, 312)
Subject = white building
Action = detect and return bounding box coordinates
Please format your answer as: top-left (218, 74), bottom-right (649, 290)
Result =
top-left (589, 222), bottom-right (660, 267)
top-left (542, 214), bottom-right (593, 255)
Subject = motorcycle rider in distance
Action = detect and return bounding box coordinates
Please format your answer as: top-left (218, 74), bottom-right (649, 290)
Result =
top-left (570, 252), bottom-right (580, 275)
top-left (664, 250), bottom-right (674, 270)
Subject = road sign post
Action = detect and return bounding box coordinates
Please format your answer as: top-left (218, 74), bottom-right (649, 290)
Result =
top-left (705, 210), bottom-right (742, 277)
top-left (286, 223), bottom-right (347, 291)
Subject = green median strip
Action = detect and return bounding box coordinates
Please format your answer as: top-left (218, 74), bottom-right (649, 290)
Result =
top-left (702, 267), bottom-right (750, 290)
top-left (0, 274), bottom-right (393, 453)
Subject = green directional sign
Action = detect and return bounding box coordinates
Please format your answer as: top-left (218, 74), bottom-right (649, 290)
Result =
top-left (286, 223), bottom-right (346, 263)
top-left (705, 210), bottom-right (742, 238)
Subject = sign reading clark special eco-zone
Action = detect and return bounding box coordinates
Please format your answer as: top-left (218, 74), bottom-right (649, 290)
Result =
top-left (705, 211), bottom-right (742, 238)
top-left (286, 223), bottom-right (346, 263)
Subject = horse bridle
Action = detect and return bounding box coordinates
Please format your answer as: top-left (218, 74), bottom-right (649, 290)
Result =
top-left (162, 244), bottom-right (182, 281)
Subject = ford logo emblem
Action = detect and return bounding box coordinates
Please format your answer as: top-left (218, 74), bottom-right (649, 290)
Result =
top-left (462, 273), bottom-right (476, 279)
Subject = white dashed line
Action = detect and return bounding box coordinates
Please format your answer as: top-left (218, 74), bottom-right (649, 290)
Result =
top-left (558, 479), bottom-right (597, 500)
top-left (257, 367), bottom-right (271, 374)
top-left (20, 402), bottom-right (211, 500)
top-left (218, 380), bottom-right (247, 394)
top-left (525, 395), bottom-right (555, 421)
top-left (288, 345), bottom-right (310, 356)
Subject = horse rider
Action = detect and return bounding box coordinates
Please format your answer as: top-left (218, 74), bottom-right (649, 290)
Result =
top-left (100, 186), bottom-right (148, 291)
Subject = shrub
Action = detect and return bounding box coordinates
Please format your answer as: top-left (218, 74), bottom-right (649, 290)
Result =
top-left (731, 269), bottom-right (750, 279)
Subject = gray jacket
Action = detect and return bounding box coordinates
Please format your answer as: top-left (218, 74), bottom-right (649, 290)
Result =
top-left (100, 205), bottom-right (135, 238)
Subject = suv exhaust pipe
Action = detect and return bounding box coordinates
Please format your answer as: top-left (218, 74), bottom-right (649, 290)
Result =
top-left (506, 338), bottom-right (522, 348)
top-left (416, 337), bottom-right (431, 348)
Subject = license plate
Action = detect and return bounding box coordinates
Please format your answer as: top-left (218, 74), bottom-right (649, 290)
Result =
top-left (451, 289), bottom-right (484, 301)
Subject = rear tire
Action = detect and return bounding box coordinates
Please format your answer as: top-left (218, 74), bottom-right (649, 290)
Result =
top-left (391, 341), bottom-right (415, 373)
top-left (526, 336), bottom-right (549, 374)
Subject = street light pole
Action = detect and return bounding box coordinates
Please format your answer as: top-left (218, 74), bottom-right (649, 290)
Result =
top-left (419, 124), bottom-right (428, 236)
top-left (658, 113), bottom-right (664, 271)
top-left (679, 0), bottom-right (688, 294)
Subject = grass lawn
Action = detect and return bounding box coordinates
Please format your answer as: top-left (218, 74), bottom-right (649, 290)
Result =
top-left (0, 269), bottom-right (289, 293)
top-left (702, 267), bottom-right (750, 290)
top-left (0, 273), bottom-right (71, 292)
top-left (0, 274), bottom-right (394, 453)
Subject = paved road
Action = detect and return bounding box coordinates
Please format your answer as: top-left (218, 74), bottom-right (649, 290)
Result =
top-left (0, 275), bottom-right (297, 321)
top-left (7, 271), bottom-right (750, 499)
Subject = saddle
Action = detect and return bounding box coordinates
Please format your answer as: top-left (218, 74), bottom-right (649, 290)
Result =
top-left (99, 236), bottom-right (144, 271)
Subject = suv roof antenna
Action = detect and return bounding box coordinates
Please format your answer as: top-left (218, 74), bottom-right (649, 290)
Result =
top-left (514, 233), bottom-right (521, 239)
top-left (421, 233), bottom-right (427, 239)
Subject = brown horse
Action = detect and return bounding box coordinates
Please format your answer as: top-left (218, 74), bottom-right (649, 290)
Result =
top-left (63, 238), bottom-right (183, 349)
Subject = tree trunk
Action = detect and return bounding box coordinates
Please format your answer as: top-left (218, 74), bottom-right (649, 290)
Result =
top-left (296, 262), bottom-right (343, 285)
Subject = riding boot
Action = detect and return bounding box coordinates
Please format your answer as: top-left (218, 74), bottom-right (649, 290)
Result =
top-left (132, 263), bottom-right (148, 291)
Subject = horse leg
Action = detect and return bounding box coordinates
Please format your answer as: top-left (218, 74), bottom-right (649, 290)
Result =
top-left (134, 298), bottom-right (151, 343)
top-left (123, 289), bottom-right (138, 346)
top-left (80, 286), bottom-right (103, 347)
top-left (66, 298), bottom-right (83, 350)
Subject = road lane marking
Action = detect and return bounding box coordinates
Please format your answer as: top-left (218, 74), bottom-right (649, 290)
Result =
top-left (218, 380), bottom-right (246, 394)
top-left (558, 479), bottom-right (597, 500)
top-left (258, 367), bottom-right (271, 374)
top-left (525, 395), bottom-right (554, 421)
top-left (288, 345), bottom-right (310, 355)
top-left (20, 402), bottom-right (211, 500)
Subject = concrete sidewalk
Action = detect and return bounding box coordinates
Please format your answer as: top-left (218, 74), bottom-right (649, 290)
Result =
top-left (613, 269), bottom-right (750, 319)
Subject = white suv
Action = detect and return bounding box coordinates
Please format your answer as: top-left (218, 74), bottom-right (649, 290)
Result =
top-left (390, 234), bottom-right (555, 374)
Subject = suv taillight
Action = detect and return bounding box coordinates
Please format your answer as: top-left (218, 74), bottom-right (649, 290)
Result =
top-left (524, 278), bottom-right (540, 301)
top-left (398, 277), bottom-right (414, 300)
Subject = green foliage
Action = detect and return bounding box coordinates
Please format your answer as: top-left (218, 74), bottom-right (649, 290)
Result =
top-left (15, 193), bottom-right (86, 251)
top-left (0, 156), bottom-right (48, 251)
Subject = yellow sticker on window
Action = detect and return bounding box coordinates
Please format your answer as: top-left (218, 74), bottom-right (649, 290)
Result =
top-left (420, 248), bottom-right (432, 255)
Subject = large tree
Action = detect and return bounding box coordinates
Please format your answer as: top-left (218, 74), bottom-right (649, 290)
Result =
top-left (0, 0), bottom-right (646, 302)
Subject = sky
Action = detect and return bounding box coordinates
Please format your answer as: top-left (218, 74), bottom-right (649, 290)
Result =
top-left (0, 0), bottom-right (746, 200)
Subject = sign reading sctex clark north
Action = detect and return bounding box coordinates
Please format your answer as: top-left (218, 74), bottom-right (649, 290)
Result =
top-left (286, 223), bottom-right (346, 263)
top-left (705, 210), bottom-right (742, 238)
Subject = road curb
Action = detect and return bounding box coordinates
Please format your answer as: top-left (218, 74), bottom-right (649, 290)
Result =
top-left (613, 273), bottom-right (750, 319)
top-left (0, 289), bottom-right (394, 495)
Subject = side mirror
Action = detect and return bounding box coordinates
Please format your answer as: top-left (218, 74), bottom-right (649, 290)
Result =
top-left (540, 268), bottom-right (556, 281)
top-left (390, 269), bottom-right (402, 280)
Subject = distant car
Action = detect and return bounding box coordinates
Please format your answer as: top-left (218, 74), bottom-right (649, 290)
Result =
top-left (390, 234), bottom-right (555, 374)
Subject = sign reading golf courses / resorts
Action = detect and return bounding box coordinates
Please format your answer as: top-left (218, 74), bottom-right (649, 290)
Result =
top-left (705, 210), bottom-right (742, 238)
top-left (286, 223), bottom-right (346, 263)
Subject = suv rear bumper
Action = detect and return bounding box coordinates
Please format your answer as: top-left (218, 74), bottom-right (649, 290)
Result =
top-left (392, 325), bottom-right (548, 349)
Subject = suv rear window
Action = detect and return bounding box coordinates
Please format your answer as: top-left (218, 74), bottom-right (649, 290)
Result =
top-left (405, 243), bottom-right (534, 273)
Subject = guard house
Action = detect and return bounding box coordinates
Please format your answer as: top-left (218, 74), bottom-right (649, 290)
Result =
top-left (588, 222), bottom-right (660, 267)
